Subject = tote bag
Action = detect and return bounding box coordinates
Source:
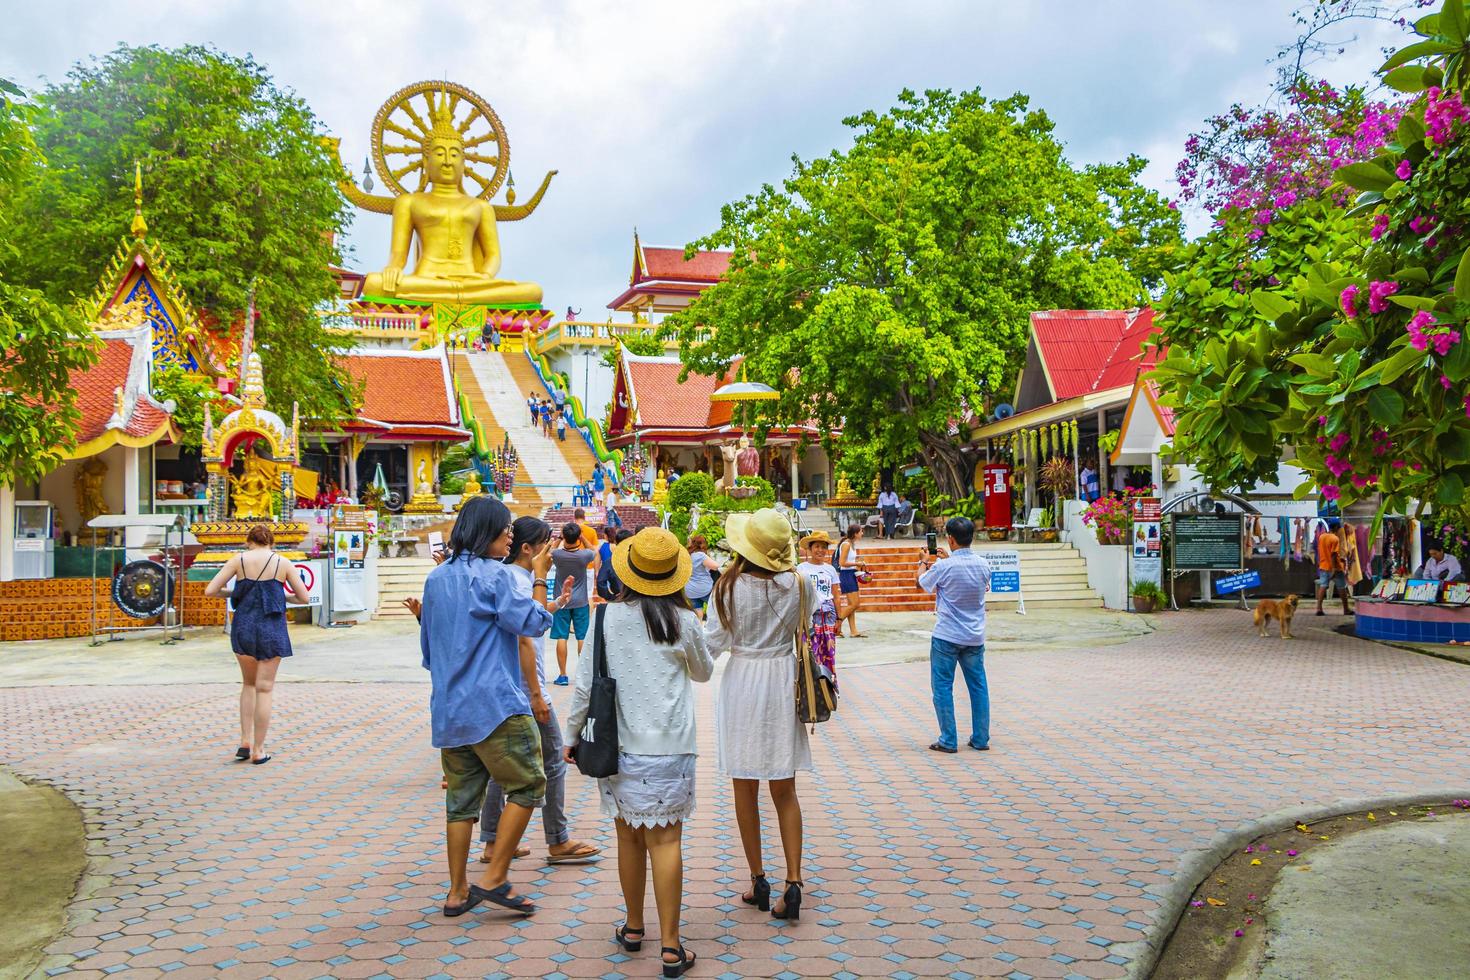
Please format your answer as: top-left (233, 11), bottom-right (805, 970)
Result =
top-left (573, 604), bottom-right (619, 777)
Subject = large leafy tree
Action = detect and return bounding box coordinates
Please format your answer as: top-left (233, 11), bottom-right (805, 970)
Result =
top-left (665, 88), bottom-right (1182, 498)
top-left (5, 45), bottom-right (354, 423)
top-left (0, 78), bottom-right (98, 487)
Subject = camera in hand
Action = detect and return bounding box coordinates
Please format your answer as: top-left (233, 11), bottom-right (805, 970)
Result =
top-left (926, 531), bottom-right (938, 555)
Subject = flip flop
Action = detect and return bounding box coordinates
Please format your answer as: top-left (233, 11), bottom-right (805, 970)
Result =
top-left (469, 882), bottom-right (536, 915)
top-left (928, 742), bottom-right (957, 754)
top-left (251, 755), bottom-right (272, 765)
top-left (234, 747), bottom-right (251, 761)
top-left (442, 890), bottom-right (487, 917)
top-left (547, 842), bottom-right (602, 864)
top-left (479, 846), bottom-right (531, 863)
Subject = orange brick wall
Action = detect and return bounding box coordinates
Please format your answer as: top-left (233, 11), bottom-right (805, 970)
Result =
top-left (0, 579), bottom-right (227, 641)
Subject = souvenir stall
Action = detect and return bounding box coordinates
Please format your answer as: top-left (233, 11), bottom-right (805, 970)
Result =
top-left (1353, 518), bottom-right (1470, 643)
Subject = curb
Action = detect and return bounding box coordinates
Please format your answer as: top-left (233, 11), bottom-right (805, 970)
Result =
top-left (1122, 789), bottom-right (1470, 979)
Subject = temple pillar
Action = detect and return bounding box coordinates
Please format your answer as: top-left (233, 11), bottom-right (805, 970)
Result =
top-left (1096, 409), bottom-right (1109, 496)
top-left (0, 482), bottom-right (15, 582)
top-left (123, 447), bottom-right (142, 552)
top-left (790, 452), bottom-right (800, 502)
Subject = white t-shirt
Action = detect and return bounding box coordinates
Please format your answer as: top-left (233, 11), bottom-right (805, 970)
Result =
top-left (797, 561), bottom-right (841, 614)
top-left (509, 563), bottom-right (549, 688)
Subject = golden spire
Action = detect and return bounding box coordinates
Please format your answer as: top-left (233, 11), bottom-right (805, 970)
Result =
top-left (428, 86), bottom-right (460, 143)
top-left (242, 352), bottom-right (267, 409)
top-left (130, 161), bottom-right (148, 239)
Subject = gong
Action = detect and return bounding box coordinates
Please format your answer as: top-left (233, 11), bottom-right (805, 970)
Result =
top-left (112, 559), bottom-right (173, 619)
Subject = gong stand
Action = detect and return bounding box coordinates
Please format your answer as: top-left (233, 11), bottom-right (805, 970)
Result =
top-left (87, 514), bottom-right (187, 646)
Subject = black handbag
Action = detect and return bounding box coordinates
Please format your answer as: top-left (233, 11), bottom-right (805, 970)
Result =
top-left (572, 604), bottom-right (619, 778)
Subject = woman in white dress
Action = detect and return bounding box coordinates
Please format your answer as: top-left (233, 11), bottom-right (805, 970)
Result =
top-left (564, 528), bottom-right (713, 978)
top-left (706, 508), bottom-right (817, 921)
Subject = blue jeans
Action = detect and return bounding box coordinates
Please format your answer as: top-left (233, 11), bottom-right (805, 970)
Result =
top-left (930, 637), bottom-right (989, 750)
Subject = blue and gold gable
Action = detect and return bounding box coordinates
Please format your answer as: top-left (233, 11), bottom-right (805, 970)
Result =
top-left (85, 164), bottom-right (232, 377)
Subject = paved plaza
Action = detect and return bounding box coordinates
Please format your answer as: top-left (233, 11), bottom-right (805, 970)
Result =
top-left (3, 610), bottom-right (1469, 979)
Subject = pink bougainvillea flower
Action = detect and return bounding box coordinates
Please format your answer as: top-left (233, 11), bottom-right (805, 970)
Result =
top-left (1368, 280), bottom-right (1400, 314)
top-left (1339, 284), bottom-right (1360, 318)
top-left (1191, 900), bottom-right (1205, 908)
top-left (1464, 394), bottom-right (1470, 419)
top-left (1393, 459), bottom-right (1407, 469)
top-left (1409, 214), bottom-right (1437, 235)
top-left (1351, 474), bottom-right (1373, 489)
top-left (1287, 849), bottom-right (1299, 857)
top-left (1371, 213), bottom-right (1391, 241)
top-left (1396, 159), bottom-right (1413, 180)
top-left (1321, 485), bottom-right (1341, 502)
top-left (1329, 432), bottom-right (1350, 453)
top-left (1442, 375), bottom-right (1455, 391)
top-left (1316, 415), bottom-right (1328, 427)
top-left (1234, 929), bottom-right (1245, 938)
top-left (1407, 310), bottom-right (1436, 351)
top-left (1432, 329), bottom-right (1461, 357)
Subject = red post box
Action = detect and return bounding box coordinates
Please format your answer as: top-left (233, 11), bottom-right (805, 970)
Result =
top-left (983, 463), bottom-right (1012, 529)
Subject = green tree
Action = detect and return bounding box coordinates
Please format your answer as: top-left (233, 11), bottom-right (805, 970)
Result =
top-left (664, 88), bottom-right (1182, 498)
top-left (0, 78), bottom-right (98, 486)
top-left (5, 45), bottom-right (355, 424)
top-left (150, 364), bottom-right (216, 452)
top-left (601, 329), bottom-right (666, 371)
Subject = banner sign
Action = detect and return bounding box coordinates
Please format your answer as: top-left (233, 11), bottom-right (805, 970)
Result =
top-left (288, 560), bottom-right (324, 606)
top-left (985, 550), bottom-right (1021, 594)
top-left (1214, 570), bottom-right (1261, 595)
top-left (1130, 497), bottom-right (1163, 588)
top-left (1172, 514), bottom-right (1244, 571)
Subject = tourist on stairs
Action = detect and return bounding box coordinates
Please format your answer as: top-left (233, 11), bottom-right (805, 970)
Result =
top-left (551, 521), bottom-right (597, 685)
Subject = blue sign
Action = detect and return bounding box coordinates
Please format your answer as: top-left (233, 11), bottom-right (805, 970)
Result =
top-left (992, 571), bottom-right (1020, 594)
top-left (1214, 570), bottom-right (1261, 595)
top-left (986, 550), bottom-right (1021, 594)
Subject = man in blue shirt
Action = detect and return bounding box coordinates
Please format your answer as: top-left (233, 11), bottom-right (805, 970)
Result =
top-left (916, 516), bottom-right (993, 753)
top-left (420, 497), bottom-right (573, 916)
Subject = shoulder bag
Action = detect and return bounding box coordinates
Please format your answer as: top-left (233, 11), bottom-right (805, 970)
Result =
top-left (793, 578), bottom-right (837, 727)
top-left (573, 604), bottom-right (619, 777)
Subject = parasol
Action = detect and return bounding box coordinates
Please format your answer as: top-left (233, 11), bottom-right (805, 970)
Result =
top-left (711, 364), bottom-right (779, 432)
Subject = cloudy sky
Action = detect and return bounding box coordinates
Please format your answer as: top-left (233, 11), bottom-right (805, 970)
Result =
top-left (1, 1), bottom-right (1408, 318)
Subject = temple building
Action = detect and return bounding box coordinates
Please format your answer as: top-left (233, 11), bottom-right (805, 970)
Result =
top-left (604, 348), bottom-right (834, 502)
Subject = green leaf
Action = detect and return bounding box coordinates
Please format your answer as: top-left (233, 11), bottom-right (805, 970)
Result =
top-left (1367, 387), bottom-right (1406, 426)
top-left (1446, 335), bottom-right (1470, 382)
top-left (1379, 346), bottom-right (1428, 385)
top-left (1387, 294), bottom-right (1440, 311)
top-left (1443, 0), bottom-right (1467, 45)
top-left (1251, 290), bottom-right (1294, 321)
top-left (1455, 247), bottom-right (1470, 303)
top-left (1384, 65), bottom-right (1431, 92)
top-left (1287, 353), bottom-right (1337, 377)
top-left (1397, 113), bottom-right (1428, 147)
top-left (1436, 472), bottom-right (1465, 504)
top-left (1382, 38), bottom-right (1460, 72)
top-left (1438, 429), bottom-right (1470, 463)
top-left (1333, 162), bottom-right (1397, 192)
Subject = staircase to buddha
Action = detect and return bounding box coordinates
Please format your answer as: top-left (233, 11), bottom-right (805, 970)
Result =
top-left (854, 540), bottom-right (1102, 612)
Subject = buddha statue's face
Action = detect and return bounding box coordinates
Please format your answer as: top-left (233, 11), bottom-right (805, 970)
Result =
top-left (427, 135), bottom-right (466, 188)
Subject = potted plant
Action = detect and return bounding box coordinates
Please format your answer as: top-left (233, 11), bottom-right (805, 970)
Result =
top-left (1038, 457), bottom-right (1074, 542)
top-left (1131, 580), bottom-right (1165, 614)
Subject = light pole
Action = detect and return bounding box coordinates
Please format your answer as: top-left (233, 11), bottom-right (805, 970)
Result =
top-left (583, 348), bottom-right (594, 413)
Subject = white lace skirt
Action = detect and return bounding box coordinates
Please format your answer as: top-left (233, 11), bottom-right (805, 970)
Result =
top-left (598, 753), bottom-right (697, 829)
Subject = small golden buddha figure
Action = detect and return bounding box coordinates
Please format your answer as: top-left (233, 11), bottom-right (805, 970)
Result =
top-left (362, 101), bottom-right (542, 306)
top-left (230, 454), bottom-right (276, 520)
top-left (454, 469), bottom-right (485, 511)
top-left (651, 469), bottom-right (669, 505)
top-left (834, 474), bottom-right (856, 500)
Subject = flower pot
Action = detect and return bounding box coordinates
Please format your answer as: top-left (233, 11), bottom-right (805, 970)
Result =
top-left (1132, 596), bottom-right (1158, 614)
top-left (1036, 528), bottom-right (1060, 543)
top-left (987, 527), bottom-right (1009, 542)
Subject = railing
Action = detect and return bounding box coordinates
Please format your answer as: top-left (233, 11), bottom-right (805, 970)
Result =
top-left (531, 320), bottom-right (708, 355)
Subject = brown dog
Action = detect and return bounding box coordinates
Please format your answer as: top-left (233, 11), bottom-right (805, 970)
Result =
top-left (1254, 594), bottom-right (1299, 638)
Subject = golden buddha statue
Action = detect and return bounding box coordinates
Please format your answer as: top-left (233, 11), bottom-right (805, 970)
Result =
top-left (358, 89), bottom-right (543, 306)
top-left (404, 454), bottom-right (444, 513)
top-left (833, 474), bottom-right (856, 500)
top-left (454, 469), bottom-right (485, 511)
top-left (651, 469), bottom-right (669, 505)
top-left (230, 454), bottom-right (276, 519)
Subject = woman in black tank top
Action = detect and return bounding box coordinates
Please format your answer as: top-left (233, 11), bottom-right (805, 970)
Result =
top-left (205, 524), bottom-right (311, 764)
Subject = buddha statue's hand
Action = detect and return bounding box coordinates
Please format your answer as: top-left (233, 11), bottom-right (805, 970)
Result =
top-left (381, 266), bottom-right (402, 295)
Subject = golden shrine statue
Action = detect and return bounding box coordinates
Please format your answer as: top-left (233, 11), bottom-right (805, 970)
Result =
top-left (404, 453), bottom-right (443, 514)
top-left (454, 469), bottom-right (486, 511)
top-left (650, 469), bottom-right (669, 506)
top-left (330, 81), bottom-right (556, 306)
top-left (75, 457), bottom-right (109, 542)
top-left (827, 473), bottom-right (876, 506)
top-left (230, 453), bottom-right (276, 519)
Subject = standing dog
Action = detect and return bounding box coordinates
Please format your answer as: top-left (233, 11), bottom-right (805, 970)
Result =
top-left (1254, 594), bottom-right (1299, 638)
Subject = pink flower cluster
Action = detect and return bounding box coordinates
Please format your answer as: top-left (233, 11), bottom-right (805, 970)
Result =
top-left (1425, 87), bottom-right (1470, 145)
top-left (1340, 284), bottom-right (1360, 318)
top-left (1367, 280), bottom-right (1399, 314)
top-left (1371, 214), bottom-right (1391, 241)
top-left (1407, 310), bottom-right (1461, 355)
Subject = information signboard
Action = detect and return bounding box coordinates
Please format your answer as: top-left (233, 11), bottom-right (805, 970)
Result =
top-left (1214, 570), bottom-right (1262, 595)
top-left (1130, 497), bottom-right (1163, 589)
top-left (1172, 514), bottom-right (1244, 571)
top-left (985, 550), bottom-right (1021, 594)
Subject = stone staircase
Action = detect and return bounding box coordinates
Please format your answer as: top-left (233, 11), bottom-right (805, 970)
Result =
top-left (501, 351), bottom-right (602, 485)
top-left (858, 540), bottom-right (1102, 612)
top-left (452, 351), bottom-right (584, 512)
top-left (376, 556), bottom-right (435, 620)
top-left (542, 504), bottom-right (661, 534)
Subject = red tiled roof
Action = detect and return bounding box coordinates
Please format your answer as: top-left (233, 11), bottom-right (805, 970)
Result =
top-left (73, 339), bottom-right (136, 444)
top-left (639, 247), bottom-right (732, 284)
top-left (338, 350), bottom-right (456, 426)
top-left (625, 358), bottom-right (727, 428)
top-left (1031, 309), bottom-right (1158, 401)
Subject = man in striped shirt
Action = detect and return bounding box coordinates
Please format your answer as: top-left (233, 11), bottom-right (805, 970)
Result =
top-left (916, 517), bottom-right (992, 754)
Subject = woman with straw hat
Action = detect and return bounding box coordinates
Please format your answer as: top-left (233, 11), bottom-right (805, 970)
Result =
top-left (706, 508), bottom-right (818, 922)
top-left (564, 528), bottom-right (714, 978)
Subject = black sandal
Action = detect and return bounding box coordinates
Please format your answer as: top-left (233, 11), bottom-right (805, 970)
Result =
top-left (469, 881), bottom-right (536, 915)
top-left (772, 879), bottom-right (803, 921)
top-left (251, 755), bottom-right (272, 765)
top-left (661, 944), bottom-right (697, 978)
top-left (613, 923), bottom-right (644, 951)
top-left (234, 747), bottom-right (251, 761)
top-left (441, 890), bottom-right (486, 917)
top-left (743, 873), bottom-right (771, 911)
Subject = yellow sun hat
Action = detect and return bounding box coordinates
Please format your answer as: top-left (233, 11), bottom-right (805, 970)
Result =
top-left (725, 508), bottom-right (797, 573)
top-left (798, 529), bottom-right (833, 549)
top-left (611, 527), bottom-right (693, 597)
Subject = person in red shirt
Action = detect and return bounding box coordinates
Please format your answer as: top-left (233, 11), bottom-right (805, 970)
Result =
top-left (1315, 519), bottom-right (1351, 616)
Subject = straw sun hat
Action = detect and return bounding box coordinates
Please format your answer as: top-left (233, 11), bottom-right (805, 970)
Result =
top-left (798, 529), bottom-right (833, 549)
top-left (612, 527), bottom-right (693, 596)
top-left (726, 508), bottom-right (797, 573)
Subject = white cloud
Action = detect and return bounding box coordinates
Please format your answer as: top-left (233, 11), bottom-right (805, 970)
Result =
top-left (0, 0), bottom-right (1418, 317)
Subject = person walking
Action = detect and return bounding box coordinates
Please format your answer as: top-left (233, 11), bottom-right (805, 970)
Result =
top-left (1314, 518), bottom-right (1352, 616)
top-left (592, 462), bottom-right (607, 504)
top-left (796, 530), bottom-right (844, 686)
top-left (205, 524), bottom-right (312, 765)
top-left (916, 516), bottom-right (992, 754)
top-left (541, 400), bottom-right (555, 438)
top-left (556, 413), bottom-right (567, 442)
top-left (476, 516), bottom-right (602, 867)
top-left (528, 391), bottom-right (540, 427)
top-left (490, 325), bottom-right (501, 351)
top-left (877, 485), bottom-right (900, 540)
top-left (836, 524), bottom-right (867, 638)
top-left (418, 496), bottom-right (574, 917)
top-left (706, 508), bottom-right (817, 921)
top-left (683, 534), bottom-right (720, 619)
top-left (564, 528), bottom-right (714, 977)
top-left (551, 522), bottom-right (597, 685)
